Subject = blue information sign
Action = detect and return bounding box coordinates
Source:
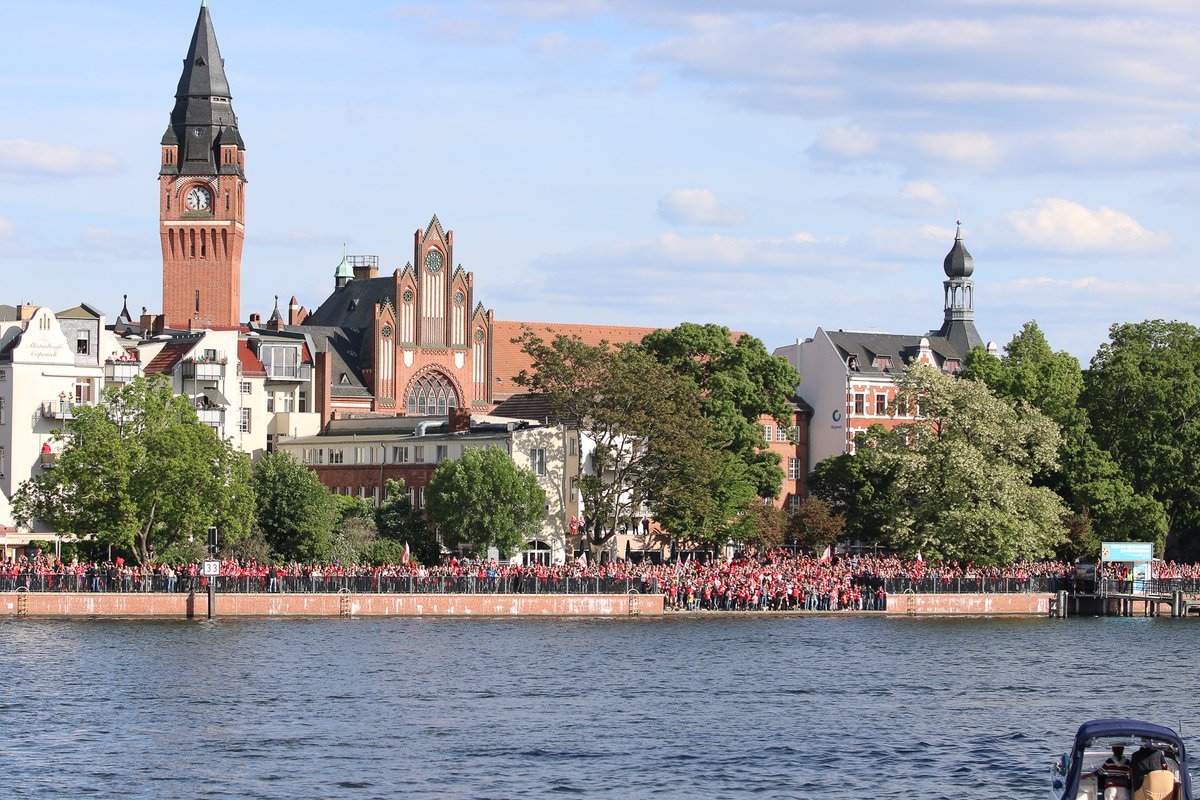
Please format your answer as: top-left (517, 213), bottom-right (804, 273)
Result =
top-left (1100, 542), bottom-right (1153, 562)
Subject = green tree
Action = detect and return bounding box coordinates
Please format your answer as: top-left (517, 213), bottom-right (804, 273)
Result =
top-left (732, 499), bottom-right (790, 550)
top-left (866, 364), bottom-right (1068, 564)
top-left (808, 428), bottom-right (897, 543)
top-left (1083, 320), bottom-right (1200, 557)
top-left (787, 497), bottom-right (846, 551)
top-left (11, 375), bottom-right (254, 564)
top-left (251, 450), bottom-right (337, 562)
top-left (640, 323), bottom-right (801, 498)
top-left (376, 478), bottom-right (440, 565)
top-left (426, 447), bottom-right (547, 557)
top-left (514, 330), bottom-right (743, 552)
top-left (963, 320), bottom-right (1167, 556)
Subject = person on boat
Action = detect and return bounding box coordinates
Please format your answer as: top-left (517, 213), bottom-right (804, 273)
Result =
top-left (1134, 761), bottom-right (1176, 800)
top-left (1090, 745), bottom-right (1133, 800)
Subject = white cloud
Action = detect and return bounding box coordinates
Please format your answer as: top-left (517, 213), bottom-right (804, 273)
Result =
top-left (0, 139), bottom-right (120, 180)
top-left (657, 189), bottom-right (748, 226)
top-left (79, 228), bottom-right (154, 260)
top-left (992, 198), bottom-right (1172, 254)
top-left (913, 131), bottom-right (1005, 170)
top-left (810, 126), bottom-right (878, 159)
top-left (839, 180), bottom-right (955, 218)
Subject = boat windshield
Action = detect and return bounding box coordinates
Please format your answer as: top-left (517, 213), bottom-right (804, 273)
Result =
top-left (1068, 736), bottom-right (1183, 800)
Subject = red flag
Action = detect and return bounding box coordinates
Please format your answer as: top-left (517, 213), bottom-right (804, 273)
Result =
top-left (401, 542), bottom-right (410, 565)
top-left (819, 545), bottom-right (831, 563)
top-left (916, 550), bottom-right (924, 563)
top-left (578, 552), bottom-right (588, 569)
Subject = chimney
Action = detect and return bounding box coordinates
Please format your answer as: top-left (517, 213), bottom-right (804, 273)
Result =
top-left (16, 303), bottom-right (37, 321)
top-left (249, 313), bottom-right (261, 325)
top-left (140, 311), bottom-right (164, 335)
top-left (449, 407), bottom-right (472, 433)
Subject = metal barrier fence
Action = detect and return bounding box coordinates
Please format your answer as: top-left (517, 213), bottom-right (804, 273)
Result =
top-left (8, 572), bottom-right (1200, 596)
top-left (0, 573), bottom-right (664, 595)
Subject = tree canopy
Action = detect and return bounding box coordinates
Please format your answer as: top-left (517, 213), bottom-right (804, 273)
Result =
top-left (640, 323), bottom-right (800, 498)
top-left (12, 375), bottom-right (254, 564)
top-left (514, 329), bottom-right (744, 551)
top-left (827, 364), bottom-right (1068, 565)
top-left (426, 446), bottom-right (546, 557)
top-left (251, 449), bottom-right (337, 562)
top-left (1083, 320), bottom-right (1200, 557)
top-left (376, 478), bottom-right (440, 565)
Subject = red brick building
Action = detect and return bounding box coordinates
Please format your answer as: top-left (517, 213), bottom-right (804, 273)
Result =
top-left (158, 3), bottom-right (245, 330)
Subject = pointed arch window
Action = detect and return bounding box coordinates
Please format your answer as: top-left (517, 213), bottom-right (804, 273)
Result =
top-left (406, 372), bottom-right (458, 416)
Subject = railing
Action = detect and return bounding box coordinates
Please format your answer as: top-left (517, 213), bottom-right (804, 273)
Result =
top-left (864, 576), bottom-right (1072, 594)
top-left (104, 361), bottom-right (140, 383)
top-left (1090, 578), bottom-right (1200, 597)
top-left (181, 361), bottom-right (225, 381)
top-left (4, 573), bottom-right (1159, 597)
top-left (40, 400), bottom-right (80, 420)
top-left (264, 363), bottom-right (312, 381)
top-left (0, 573), bottom-right (661, 595)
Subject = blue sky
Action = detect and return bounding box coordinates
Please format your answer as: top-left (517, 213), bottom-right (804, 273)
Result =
top-left (2, 1), bottom-right (1198, 362)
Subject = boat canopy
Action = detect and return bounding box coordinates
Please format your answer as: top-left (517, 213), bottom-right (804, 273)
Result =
top-left (1060, 718), bottom-right (1192, 800)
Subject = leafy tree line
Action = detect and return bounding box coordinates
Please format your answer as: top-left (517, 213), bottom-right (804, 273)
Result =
top-left (811, 319), bottom-right (1200, 564)
top-left (514, 322), bottom-right (803, 557)
top-left (14, 376), bottom-right (547, 565)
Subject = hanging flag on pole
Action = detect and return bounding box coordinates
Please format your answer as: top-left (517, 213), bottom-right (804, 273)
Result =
top-left (819, 545), bottom-right (832, 563)
top-left (578, 552), bottom-right (588, 569)
top-left (402, 542), bottom-right (410, 565)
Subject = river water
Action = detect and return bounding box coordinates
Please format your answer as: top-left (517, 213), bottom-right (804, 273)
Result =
top-left (0, 615), bottom-right (1195, 799)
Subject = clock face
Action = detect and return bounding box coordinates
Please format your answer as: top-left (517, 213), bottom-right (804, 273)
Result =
top-left (186, 186), bottom-right (211, 211)
top-left (424, 250), bottom-right (444, 274)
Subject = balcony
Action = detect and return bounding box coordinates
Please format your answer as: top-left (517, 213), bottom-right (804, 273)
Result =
top-left (105, 359), bottom-right (141, 383)
top-left (181, 360), bottom-right (226, 381)
top-left (265, 363), bottom-right (313, 382)
top-left (40, 400), bottom-right (80, 420)
top-left (196, 408), bottom-right (224, 428)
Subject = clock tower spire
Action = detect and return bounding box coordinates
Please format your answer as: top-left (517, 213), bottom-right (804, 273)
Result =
top-left (159, 1), bottom-right (246, 329)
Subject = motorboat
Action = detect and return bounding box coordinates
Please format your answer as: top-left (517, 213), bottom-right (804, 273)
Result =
top-left (1053, 719), bottom-right (1192, 800)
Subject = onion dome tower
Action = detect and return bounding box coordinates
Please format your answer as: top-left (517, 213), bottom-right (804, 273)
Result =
top-left (933, 221), bottom-right (983, 352)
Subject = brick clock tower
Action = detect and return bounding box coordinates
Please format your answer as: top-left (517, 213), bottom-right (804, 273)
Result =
top-left (159, 2), bottom-right (245, 330)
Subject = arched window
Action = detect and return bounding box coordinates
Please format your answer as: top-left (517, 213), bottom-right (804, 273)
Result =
top-left (406, 372), bottom-right (458, 416)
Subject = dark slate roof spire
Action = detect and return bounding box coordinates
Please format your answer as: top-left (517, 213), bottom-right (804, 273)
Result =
top-left (162, 2), bottom-right (243, 175)
top-left (943, 220), bottom-right (975, 278)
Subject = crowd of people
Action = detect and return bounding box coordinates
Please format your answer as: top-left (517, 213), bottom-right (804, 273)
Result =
top-left (0, 548), bottom-right (1149, 611)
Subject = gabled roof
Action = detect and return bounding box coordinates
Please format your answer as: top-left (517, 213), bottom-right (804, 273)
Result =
top-left (490, 319), bottom-right (661, 400)
top-left (55, 303), bottom-right (103, 320)
top-left (825, 328), bottom-right (970, 377)
top-left (304, 276), bottom-right (391, 331)
top-left (238, 340), bottom-right (265, 377)
top-left (293, 324), bottom-right (371, 398)
top-left (143, 341), bottom-right (196, 375)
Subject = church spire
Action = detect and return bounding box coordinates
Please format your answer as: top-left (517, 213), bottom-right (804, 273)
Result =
top-left (933, 220), bottom-right (983, 352)
top-left (162, 2), bottom-right (243, 175)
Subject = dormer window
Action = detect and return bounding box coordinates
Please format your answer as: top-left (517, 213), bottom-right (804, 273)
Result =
top-left (847, 355), bottom-right (859, 371)
top-left (872, 355), bottom-right (892, 371)
top-left (944, 359), bottom-right (961, 374)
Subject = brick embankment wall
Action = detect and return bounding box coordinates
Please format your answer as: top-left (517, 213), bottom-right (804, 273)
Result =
top-left (1, 593), bottom-right (664, 619)
top-left (884, 593), bottom-right (1053, 616)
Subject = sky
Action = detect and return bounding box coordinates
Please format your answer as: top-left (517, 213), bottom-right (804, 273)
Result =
top-left (2, 0), bottom-right (1198, 362)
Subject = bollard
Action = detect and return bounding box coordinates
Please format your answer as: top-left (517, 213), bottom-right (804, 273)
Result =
top-left (1057, 589), bottom-right (1068, 619)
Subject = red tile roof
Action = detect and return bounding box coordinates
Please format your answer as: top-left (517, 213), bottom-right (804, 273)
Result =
top-left (143, 342), bottom-right (195, 376)
top-left (490, 319), bottom-right (661, 400)
top-left (238, 340), bottom-right (266, 377)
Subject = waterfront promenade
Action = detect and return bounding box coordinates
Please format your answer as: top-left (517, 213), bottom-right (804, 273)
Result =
top-left (7, 550), bottom-right (1187, 618)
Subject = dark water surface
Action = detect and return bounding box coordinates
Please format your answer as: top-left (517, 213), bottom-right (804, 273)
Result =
top-left (0, 615), bottom-right (1195, 799)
